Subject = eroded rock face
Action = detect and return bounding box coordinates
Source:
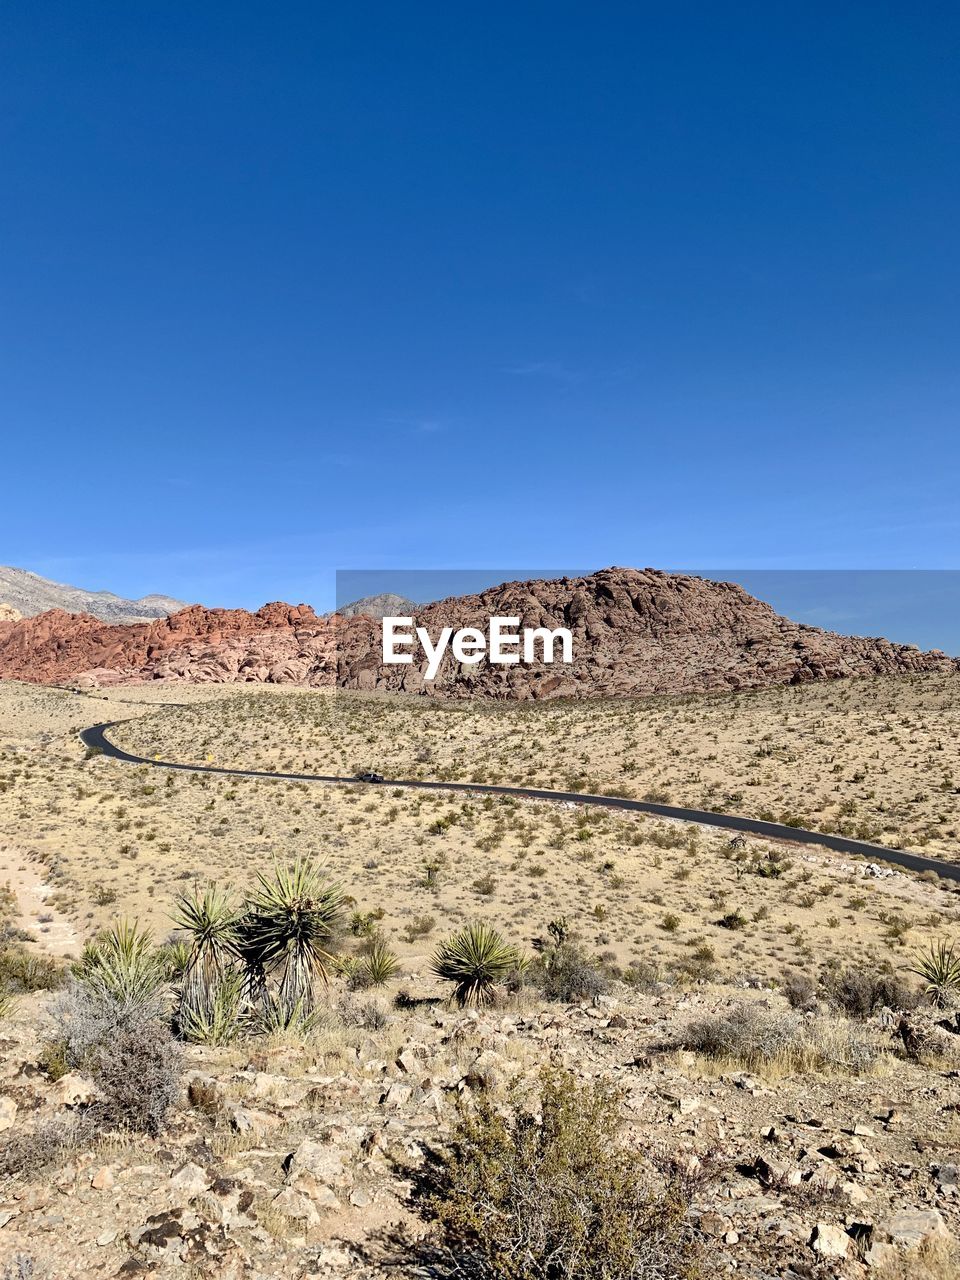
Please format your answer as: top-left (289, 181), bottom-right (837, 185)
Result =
top-left (335, 567), bottom-right (958, 699)
top-left (0, 567), bottom-right (956, 698)
top-left (0, 602), bottom-right (328, 686)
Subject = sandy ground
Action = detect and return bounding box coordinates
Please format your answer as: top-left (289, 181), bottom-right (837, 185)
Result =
top-left (108, 673), bottom-right (960, 858)
top-left (1, 679), bottom-right (958, 987)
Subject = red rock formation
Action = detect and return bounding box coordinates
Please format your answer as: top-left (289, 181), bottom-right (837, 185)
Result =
top-left (0, 602), bottom-right (325, 686)
top-left (0, 568), bottom-right (955, 698)
top-left (335, 567), bottom-right (959, 698)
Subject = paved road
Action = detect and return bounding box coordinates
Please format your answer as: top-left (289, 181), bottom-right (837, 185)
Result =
top-left (79, 719), bottom-right (960, 883)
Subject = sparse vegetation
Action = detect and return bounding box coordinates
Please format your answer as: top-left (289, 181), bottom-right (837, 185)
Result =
top-left (680, 1001), bottom-right (884, 1076)
top-left (431, 922), bottom-right (524, 1008)
top-left (423, 1066), bottom-right (701, 1279)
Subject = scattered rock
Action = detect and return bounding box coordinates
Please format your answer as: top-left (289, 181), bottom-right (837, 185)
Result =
top-left (810, 1223), bottom-right (849, 1258)
top-left (0, 1096), bottom-right (17, 1131)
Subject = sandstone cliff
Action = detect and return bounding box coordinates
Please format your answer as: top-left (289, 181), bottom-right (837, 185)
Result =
top-left (0, 568), bottom-right (955, 697)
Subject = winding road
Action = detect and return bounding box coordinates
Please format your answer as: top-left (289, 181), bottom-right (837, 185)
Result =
top-left (79, 719), bottom-right (960, 883)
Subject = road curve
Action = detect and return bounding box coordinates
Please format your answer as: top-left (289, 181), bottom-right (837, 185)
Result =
top-left (80, 720), bottom-right (960, 883)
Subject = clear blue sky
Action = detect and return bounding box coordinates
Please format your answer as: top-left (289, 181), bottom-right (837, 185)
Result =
top-left (2, 2), bottom-right (958, 612)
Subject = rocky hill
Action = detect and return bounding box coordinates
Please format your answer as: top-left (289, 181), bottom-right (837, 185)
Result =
top-left (333, 592), bottom-right (420, 619)
top-left (0, 565), bottom-right (187, 624)
top-left (335, 567), bottom-right (958, 698)
top-left (0, 602), bottom-right (21, 622)
top-left (0, 567), bottom-right (955, 695)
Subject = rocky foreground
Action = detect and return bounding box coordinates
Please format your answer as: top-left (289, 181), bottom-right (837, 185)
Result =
top-left (0, 568), bottom-right (955, 698)
top-left (2, 981), bottom-right (959, 1279)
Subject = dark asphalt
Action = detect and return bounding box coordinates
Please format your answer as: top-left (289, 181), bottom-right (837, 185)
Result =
top-left (79, 720), bottom-right (960, 883)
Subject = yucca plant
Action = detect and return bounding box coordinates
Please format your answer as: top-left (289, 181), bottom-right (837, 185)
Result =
top-left (159, 939), bottom-right (193, 981)
top-left (249, 991), bottom-right (321, 1036)
top-left (78, 919), bottom-right (166, 1014)
top-left (241, 859), bottom-right (345, 1022)
top-left (336, 955), bottom-right (366, 986)
top-left (171, 884), bottom-right (241, 1036)
top-left (363, 940), bottom-right (400, 987)
top-left (431, 923), bottom-right (524, 1008)
top-left (908, 939), bottom-right (960, 1007)
top-left (178, 966), bottom-right (245, 1045)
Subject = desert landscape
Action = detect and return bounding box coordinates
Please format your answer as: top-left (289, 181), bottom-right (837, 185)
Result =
top-left (6, 7), bottom-right (955, 1275)
top-left (2, 568), bottom-right (960, 1278)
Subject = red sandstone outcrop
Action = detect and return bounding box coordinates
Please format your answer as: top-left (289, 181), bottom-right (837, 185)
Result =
top-left (335, 567), bottom-right (959, 699)
top-left (0, 568), bottom-right (955, 698)
top-left (0, 602), bottom-right (325, 686)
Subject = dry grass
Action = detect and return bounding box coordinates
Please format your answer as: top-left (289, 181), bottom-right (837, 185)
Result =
top-left (113, 672), bottom-right (960, 857)
top-left (677, 1000), bottom-right (890, 1079)
top-left (1, 679), bottom-right (959, 993)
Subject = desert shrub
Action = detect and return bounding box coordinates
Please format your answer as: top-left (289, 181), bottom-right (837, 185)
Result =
top-left (717, 909), bottom-right (748, 931)
top-left (432, 923), bottom-right (524, 1008)
top-left (0, 946), bottom-right (64, 994)
top-left (820, 967), bottom-right (920, 1019)
top-left (0, 1113), bottom-right (93, 1179)
top-left (530, 943), bottom-right (609, 1003)
top-left (88, 1019), bottom-right (182, 1135)
top-left (908, 939), bottom-right (960, 1007)
top-left (680, 1002), bottom-right (883, 1076)
top-left (781, 971), bottom-right (818, 1011)
top-left (46, 978), bottom-right (182, 1135)
top-left (402, 914), bottom-right (436, 944)
top-left (424, 1066), bottom-right (700, 1279)
top-left (338, 994), bottom-right (389, 1030)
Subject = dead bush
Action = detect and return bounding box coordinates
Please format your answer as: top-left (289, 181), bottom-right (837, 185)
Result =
top-left (45, 981), bottom-right (182, 1135)
top-left (680, 1002), bottom-right (883, 1076)
top-left (89, 1020), bottom-right (182, 1135)
top-left (0, 1114), bottom-right (92, 1180)
top-left (530, 943), bottom-right (609, 1003)
top-left (820, 967), bottom-right (920, 1019)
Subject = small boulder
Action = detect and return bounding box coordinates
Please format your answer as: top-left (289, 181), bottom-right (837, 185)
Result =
top-left (169, 1161), bottom-right (212, 1197)
top-left (53, 1073), bottom-right (97, 1107)
top-left (91, 1166), bottom-right (115, 1191)
top-left (811, 1223), bottom-right (849, 1258)
top-left (881, 1207), bottom-right (950, 1249)
top-left (0, 1096), bottom-right (17, 1132)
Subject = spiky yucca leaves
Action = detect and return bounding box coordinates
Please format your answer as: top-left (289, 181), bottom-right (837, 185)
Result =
top-left (249, 991), bottom-right (321, 1036)
top-left (242, 859), bottom-right (345, 1022)
top-left (363, 940), bottom-right (400, 987)
top-left (908, 939), bottom-right (960, 1007)
top-left (159, 939), bottom-right (192, 981)
top-left (171, 884), bottom-right (241, 1038)
top-left (339, 940), bottom-right (401, 991)
top-left (431, 923), bottom-right (524, 1008)
top-left (78, 920), bottom-right (166, 1014)
top-left (178, 967), bottom-right (245, 1045)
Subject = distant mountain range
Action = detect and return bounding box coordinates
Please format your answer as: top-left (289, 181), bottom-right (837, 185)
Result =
top-left (0, 565), bottom-right (188, 624)
top-left (0, 567), bottom-right (955, 696)
top-left (332, 593), bottom-right (419, 620)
